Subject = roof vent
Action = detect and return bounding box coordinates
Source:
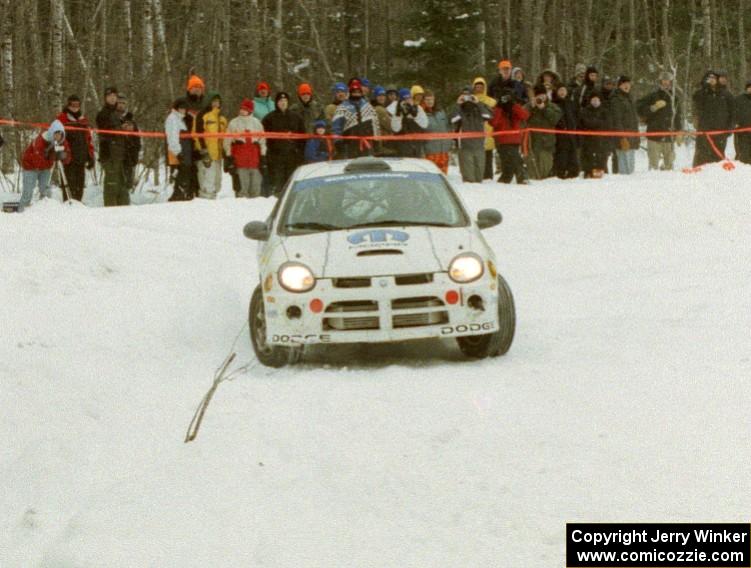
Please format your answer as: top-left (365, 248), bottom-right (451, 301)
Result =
top-left (343, 157), bottom-right (392, 173)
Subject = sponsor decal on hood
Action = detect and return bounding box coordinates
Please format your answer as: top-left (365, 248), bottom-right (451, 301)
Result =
top-left (347, 229), bottom-right (410, 246)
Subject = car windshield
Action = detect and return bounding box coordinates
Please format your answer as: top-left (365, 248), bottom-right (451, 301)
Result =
top-left (279, 171), bottom-right (469, 235)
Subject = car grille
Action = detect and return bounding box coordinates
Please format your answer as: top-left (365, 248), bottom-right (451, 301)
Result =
top-left (332, 277), bottom-right (372, 288)
top-left (331, 273), bottom-right (434, 288)
top-left (323, 300), bottom-right (379, 331)
top-left (391, 296), bottom-right (448, 329)
top-left (394, 273), bottom-right (434, 285)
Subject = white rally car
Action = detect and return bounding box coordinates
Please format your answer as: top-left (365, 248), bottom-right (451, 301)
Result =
top-left (243, 157), bottom-right (515, 367)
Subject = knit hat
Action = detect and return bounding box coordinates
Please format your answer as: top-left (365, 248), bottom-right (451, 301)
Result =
top-left (398, 88), bottom-right (411, 100)
top-left (512, 67), bottom-right (523, 79)
top-left (297, 83), bottom-right (313, 97)
top-left (313, 119), bottom-right (327, 130)
top-left (410, 84), bottom-right (425, 98)
top-left (275, 92), bottom-right (290, 103)
top-left (104, 86), bottom-right (118, 96)
top-left (373, 86), bottom-right (386, 97)
top-left (333, 82), bottom-right (347, 93)
top-left (360, 78), bottom-right (371, 88)
top-left (385, 85), bottom-right (398, 95)
top-left (240, 98), bottom-right (254, 113)
top-left (658, 71), bottom-right (674, 82)
top-left (498, 59), bottom-right (512, 69)
top-left (348, 78), bottom-right (362, 92)
top-left (186, 75), bottom-right (205, 92)
top-left (256, 81), bottom-right (270, 94)
top-left (66, 94), bottom-right (81, 104)
top-left (617, 75), bottom-right (631, 86)
top-left (575, 63), bottom-right (587, 75)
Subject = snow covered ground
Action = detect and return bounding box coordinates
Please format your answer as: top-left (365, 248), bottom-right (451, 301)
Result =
top-left (1, 150), bottom-right (750, 567)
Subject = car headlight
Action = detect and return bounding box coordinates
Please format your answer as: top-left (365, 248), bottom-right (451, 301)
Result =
top-left (278, 262), bottom-right (316, 293)
top-left (448, 253), bottom-right (484, 283)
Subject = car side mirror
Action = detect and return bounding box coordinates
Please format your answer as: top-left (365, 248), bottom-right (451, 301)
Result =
top-left (243, 221), bottom-right (270, 241)
top-left (477, 209), bottom-right (502, 230)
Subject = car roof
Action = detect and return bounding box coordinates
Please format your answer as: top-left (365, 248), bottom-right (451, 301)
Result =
top-left (291, 157), bottom-right (442, 182)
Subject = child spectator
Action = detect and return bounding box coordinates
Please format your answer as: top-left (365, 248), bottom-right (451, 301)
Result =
top-left (304, 120), bottom-right (333, 163)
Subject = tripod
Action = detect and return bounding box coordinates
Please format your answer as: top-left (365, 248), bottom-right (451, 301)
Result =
top-left (54, 159), bottom-right (74, 204)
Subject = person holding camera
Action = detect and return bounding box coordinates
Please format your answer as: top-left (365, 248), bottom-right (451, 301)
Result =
top-left (389, 88), bottom-right (428, 158)
top-left (490, 89), bottom-right (530, 184)
top-left (449, 87), bottom-right (494, 183)
top-left (525, 86), bottom-right (562, 179)
top-left (18, 119), bottom-right (72, 212)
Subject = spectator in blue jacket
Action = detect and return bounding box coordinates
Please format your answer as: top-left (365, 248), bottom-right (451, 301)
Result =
top-left (304, 120), bottom-right (332, 163)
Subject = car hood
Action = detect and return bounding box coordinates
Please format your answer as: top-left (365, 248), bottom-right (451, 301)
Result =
top-left (280, 226), bottom-right (477, 278)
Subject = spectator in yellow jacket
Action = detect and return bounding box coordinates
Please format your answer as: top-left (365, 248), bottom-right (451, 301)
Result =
top-left (472, 77), bottom-right (498, 179)
top-left (194, 92), bottom-right (228, 199)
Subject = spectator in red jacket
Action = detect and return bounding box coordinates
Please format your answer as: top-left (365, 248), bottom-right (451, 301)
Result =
top-left (224, 98), bottom-right (266, 198)
top-left (19, 120), bottom-right (72, 211)
top-left (490, 89), bottom-right (530, 184)
top-left (56, 95), bottom-right (94, 201)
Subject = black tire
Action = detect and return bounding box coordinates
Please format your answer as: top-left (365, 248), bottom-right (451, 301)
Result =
top-left (456, 274), bottom-right (516, 358)
top-left (249, 285), bottom-right (303, 368)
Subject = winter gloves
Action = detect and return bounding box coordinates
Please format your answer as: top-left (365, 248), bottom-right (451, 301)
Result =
top-left (398, 101), bottom-right (418, 118)
top-left (650, 99), bottom-right (667, 112)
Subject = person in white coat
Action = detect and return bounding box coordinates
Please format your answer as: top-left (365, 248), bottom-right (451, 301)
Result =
top-left (387, 88), bottom-right (428, 158)
top-left (164, 98), bottom-right (193, 201)
top-left (223, 98), bottom-right (267, 198)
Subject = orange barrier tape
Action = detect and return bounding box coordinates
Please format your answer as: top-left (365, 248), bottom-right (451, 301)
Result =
top-left (2, 116), bottom-right (751, 141)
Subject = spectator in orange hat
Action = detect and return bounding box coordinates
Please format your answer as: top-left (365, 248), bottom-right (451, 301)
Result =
top-left (185, 73), bottom-right (206, 197)
top-left (489, 59), bottom-right (526, 103)
top-left (290, 82), bottom-right (325, 133)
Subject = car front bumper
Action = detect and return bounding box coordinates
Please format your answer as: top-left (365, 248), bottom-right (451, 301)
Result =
top-left (263, 272), bottom-right (499, 345)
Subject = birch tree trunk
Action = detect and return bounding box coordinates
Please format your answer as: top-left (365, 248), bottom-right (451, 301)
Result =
top-left (152, 0), bottom-right (175, 100)
top-left (702, 0), bottom-right (712, 66)
top-left (628, 0), bottom-right (636, 78)
top-left (142, 0), bottom-right (154, 78)
top-left (739, 0), bottom-right (748, 82)
top-left (123, 0), bottom-right (134, 92)
top-left (530, 0), bottom-right (547, 75)
top-left (274, 0), bottom-right (283, 89)
top-left (51, 0), bottom-right (65, 112)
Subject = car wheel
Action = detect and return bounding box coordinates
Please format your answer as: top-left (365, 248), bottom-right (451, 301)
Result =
top-left (456, 275), bottom-right (516, 359)
top-left (249, 285), bottom-right (303, 368)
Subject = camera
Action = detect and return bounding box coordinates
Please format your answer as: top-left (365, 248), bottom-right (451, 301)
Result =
top-left (54, 143), bottom-right (66, 161)
top-left (462, 94), bottom-right (473, 103)
top-left (500, 95), bottom-right (511, 104)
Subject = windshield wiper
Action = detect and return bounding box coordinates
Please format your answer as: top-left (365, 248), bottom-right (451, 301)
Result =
top-left (344, 220), bottom-right (455, 229)
top-left (284, 221), bottom-right (343, 232)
